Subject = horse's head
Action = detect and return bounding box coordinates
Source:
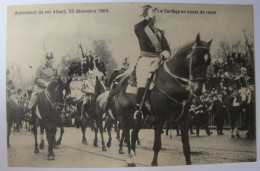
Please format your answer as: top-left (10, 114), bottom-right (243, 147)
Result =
top-left (187, 34), bottom-right (212, 95)
top-left (47, 75), bottom-right (72, 111)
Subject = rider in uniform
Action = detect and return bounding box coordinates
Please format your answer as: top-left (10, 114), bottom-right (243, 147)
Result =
top-left (80, 70), bottom-right (96, 119)
top-left (105, 58), bottom-right (130, 114)
top-left (134, 5), bottom-right (171, 119)
top-left (10, 88), bottom-right (23, 106)
top-left (28, 52), bottom-right (57, 110)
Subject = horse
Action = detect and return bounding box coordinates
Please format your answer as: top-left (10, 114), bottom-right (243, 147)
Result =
top-left (6, 96), bottom-right (25, 147)
top-left (77, 76), bottom-right (107, 150)
top-left (31, 75), bottom-right (71, 160)
top-left (109, 33), bottom-right (212, 166)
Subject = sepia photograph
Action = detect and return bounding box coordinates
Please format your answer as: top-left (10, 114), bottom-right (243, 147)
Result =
top-left (1, 0), bottom-right (259, 170)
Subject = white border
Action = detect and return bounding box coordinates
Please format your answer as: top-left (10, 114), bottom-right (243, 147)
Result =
top-left (0, 0), bottom-right (259, 171)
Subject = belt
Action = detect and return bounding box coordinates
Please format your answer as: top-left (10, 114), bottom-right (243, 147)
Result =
top-left (140, 51), bottom-right (160, 58)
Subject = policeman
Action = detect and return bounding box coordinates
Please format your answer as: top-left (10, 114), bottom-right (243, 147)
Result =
top-left (134, 5), bottom-right (171, 119)
top-left (28, 52), bottom-right (57, 110)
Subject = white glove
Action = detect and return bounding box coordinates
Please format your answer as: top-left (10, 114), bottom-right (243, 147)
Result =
top-left (160, 50), bottom-right (170, 60)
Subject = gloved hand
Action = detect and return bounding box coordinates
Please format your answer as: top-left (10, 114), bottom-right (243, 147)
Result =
top-left (160, 50), bottom-right (171, 61)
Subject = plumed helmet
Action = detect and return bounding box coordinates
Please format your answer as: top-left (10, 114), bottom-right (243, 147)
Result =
top-left (45, 52), bottom-right (54, 59)
top-left (140, 5), bottom-right (157, 17)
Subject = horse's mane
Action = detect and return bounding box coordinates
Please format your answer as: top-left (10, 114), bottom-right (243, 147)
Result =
top-left (171, 41), bottom-right (195, 61)
top-left (118, 73), bottom-right (132, 89)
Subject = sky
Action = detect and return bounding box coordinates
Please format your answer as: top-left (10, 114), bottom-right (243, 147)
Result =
top-left (6, 3), bottom-right (254, 85)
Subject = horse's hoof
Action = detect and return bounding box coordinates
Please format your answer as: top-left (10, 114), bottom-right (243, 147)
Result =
top-left (151, 161), bottom-right (158, 166)
top-left (137, 140), bottom-right (141, 145)
top-left (39, 142), bottom-right (44, 149)
top-left (128, 163), bottom-right (136, 167)
top-left (231, 134), bottom-right (235, 138)
top-left (56, 140), bottom-right (61, 145)
top-left (102, 146), bottom-right (107, 151)
top-left (82, 139), bottom-right (88, 145)
top-left (34, 148), bottom-right (39, 153)
top-left (119, 149), bottom-right (125, 154)
top-left (93, 141), bottom-right (98, 147)
top-left (106, 142), bottom-right (111, 148)
top-left (48, 154), bottom-right (55, 160)
top-left (236, 134), bottom-right (240, 138)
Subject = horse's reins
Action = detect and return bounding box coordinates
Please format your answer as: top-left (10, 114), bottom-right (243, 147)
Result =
top-left (154, 45), bottom-right (209, 122)
top-left (44, 84), bottom-right (64, 112)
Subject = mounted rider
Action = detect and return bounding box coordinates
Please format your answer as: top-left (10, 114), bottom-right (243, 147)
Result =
top-left (9, 88), bottom-right (23, 106)
top-left (80, 70), bottom-right (96, 119)
top-left (28, 52), bottom-right (57, 111)
top-left (105, 58), bottom-right (130, 115)
top-left (134, 5), bottom-right (171, 119)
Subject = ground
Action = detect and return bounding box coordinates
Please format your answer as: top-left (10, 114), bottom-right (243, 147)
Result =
top-left (7, 126), bottom-right (256, 168)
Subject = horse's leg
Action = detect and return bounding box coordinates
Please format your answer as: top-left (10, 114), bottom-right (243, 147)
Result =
top-left (56, 125), bottom-right (64, 145)
top-left (131, 118), bottom-right (143, 154)
top-left (45, 121), bottom-right (57, 160)
top-left (93, 120), bottom-right (98, 147)
top-left (7, 121), bottom-right (12, 148)
top-left (106, 118), bottom-right (113, 148)
top-left (118, 130), bottom-right (125, 154)
top-left (33, 118), bottom-right (39, 153)
top-left (81, 116), bottom-right (88, 145)
top-left (126, 126), bottom-right (136, 167)
top-left (116, 122), bottom-right (120, 142)
top-left (151, 120), bottom-right (163, 166)
top-left (165, 122), bottom-right (169, 136)
top-left (39, 125), bottom-right (45, 150)
top-left (16, 120), bottom-right (20, 132)
top-left (98, 116), bottom-right (107, 151)
top-left (180, 120), bottom-right (191, 165)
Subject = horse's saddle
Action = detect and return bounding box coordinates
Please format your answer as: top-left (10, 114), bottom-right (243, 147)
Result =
top-left (125, 71), bottom-right (156, 94)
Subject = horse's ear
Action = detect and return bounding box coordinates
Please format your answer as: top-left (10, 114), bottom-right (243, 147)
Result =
top-left (208, 39), bottom-right (213, 47)
top-left (196, 33), bottom-right (201, 44)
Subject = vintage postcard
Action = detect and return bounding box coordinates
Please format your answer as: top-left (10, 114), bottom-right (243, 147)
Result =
top-left (5, 2), bottom-right (256, 169)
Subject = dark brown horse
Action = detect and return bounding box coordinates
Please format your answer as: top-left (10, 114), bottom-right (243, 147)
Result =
top-left (6, 97), bottom-right (25, 147)
top-left (110, 34), bottom-right (212, 166)
top-left (31, 75), bottom-right (71, 160)
top-left (77, 77), bottom-right (107, 151)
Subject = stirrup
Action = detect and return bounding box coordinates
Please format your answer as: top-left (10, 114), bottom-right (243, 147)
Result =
top-left (133, 109), bottom-right (143, 120)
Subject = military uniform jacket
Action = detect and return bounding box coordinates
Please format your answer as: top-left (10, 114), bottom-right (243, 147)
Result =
top-left (35, 65), bottom-right (57, 89)
top-left (134, 19), bottom-right (170, 54)
top-left (107, 68), bottom-right (125, 88)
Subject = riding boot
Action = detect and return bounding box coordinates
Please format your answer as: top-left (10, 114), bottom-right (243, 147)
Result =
top-left (133, 88), bottom-right (145, 120)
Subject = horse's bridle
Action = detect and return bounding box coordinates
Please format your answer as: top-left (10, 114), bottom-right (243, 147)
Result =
top-left (44, 83), bottom-right (65, 112)
top-left (154, 45), bottom-right (209, 121)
